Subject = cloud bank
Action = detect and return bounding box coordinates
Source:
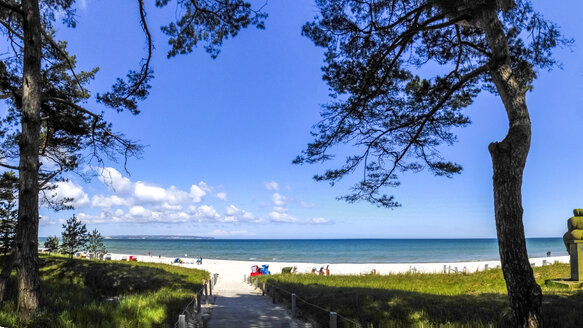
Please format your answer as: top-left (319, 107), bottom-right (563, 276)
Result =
top-left (48, 170), bottom-right (330, 226)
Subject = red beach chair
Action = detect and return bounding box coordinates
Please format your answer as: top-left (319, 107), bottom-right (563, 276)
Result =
top-left (250, 265), bottom-right (263, 276)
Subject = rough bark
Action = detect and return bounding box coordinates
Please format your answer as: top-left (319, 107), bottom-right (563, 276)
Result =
top-left (479, 8), bottom-right (543, 328)
top-left (15, 0), bottom-right (42, 317)
top-left (0, 253), bottom-right (14, 302)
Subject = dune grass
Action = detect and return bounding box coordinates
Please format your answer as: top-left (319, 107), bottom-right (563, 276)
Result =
top-left (260, 263), bottom-right (583, 327)
top-left (0, 254), bottom-right (209, 328)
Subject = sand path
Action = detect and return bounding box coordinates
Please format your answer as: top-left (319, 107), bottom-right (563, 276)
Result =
top-left (208, 268), bottom-right (312, 328)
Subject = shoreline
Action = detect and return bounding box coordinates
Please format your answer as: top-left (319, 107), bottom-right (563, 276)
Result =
top-left (108, 253), bottom-right (570, 278)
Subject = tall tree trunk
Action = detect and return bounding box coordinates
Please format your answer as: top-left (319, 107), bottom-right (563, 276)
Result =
top-left (480, 8), bottom-right (543, 328)
top-left (0, 253), bottom-right (14, 302)
top-left (15, 0), bottom-right (42, 317)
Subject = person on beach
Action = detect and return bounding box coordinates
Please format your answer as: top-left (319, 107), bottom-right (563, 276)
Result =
top-left (325, 265), bottom-right (330, 276)
top-left (148, 251), bottom-right (150, 257)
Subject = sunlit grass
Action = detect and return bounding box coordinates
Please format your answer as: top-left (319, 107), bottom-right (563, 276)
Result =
top-left (0, 254), bottom-right (209, 328)
top-left (260, 263), bottom-right (583, 327)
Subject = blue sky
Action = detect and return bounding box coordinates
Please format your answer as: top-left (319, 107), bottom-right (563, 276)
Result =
top-left (30, 0), bottom-right (583, 239)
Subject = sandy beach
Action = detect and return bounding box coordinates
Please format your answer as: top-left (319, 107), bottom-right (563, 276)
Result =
top-left (108, 253), bottom-right (570, 282)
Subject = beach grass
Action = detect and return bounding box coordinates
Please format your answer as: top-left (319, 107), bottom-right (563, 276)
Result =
top-left (0, 254), bottom-right (209, 328)
top-left (260, 263), bottom-right (583, 327)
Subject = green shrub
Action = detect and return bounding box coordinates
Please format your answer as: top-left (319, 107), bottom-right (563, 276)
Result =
top-left (0, 255), bottom-right (208, 328)
top-left (260, 263), bottom-right (581, 327)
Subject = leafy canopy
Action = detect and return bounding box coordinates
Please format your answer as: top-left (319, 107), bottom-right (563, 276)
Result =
top-left (60, 215), bottom-right (89, 258)
top-left (295, 0), bottom-right (569, 207)
top-left (86, 228), bottom-right (107, 259)
top-left (43, 235), bottom-right (59, 254)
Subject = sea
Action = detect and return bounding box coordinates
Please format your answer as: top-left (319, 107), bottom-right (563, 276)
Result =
top-left (39, 238), bottom-right (568, 264)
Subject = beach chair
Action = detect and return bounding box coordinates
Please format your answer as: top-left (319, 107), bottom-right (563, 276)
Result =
top-left (250, 265), bottom-right (262, 276)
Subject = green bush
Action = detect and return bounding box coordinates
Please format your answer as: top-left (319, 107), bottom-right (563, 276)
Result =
top-left (574, 209), bottom-right (583, 217)
top-left (0, 255), bottom-right (208, 328)
top-left (260, 263), bottom-right (582, 327)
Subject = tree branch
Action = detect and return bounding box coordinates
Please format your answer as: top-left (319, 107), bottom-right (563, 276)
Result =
top-left (41, 30), bottom-right (86, 93)
top-left (0, 18), bottom-right (23, 40)
top-left (0, 162), bottom-right (19, 170)
top-left (43, 96), bottom-right (99, 118)
top-left (368, 63), bottom-right (490, 195)
top-left (122, 0), bottom-right (153, 100)
top-left (38, 171), bottom-right (59, 189)
top-left (42, 97), bottom-right (134, 150)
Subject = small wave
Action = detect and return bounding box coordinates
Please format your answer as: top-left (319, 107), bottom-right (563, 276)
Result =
top-left (249, 257), bottom-right (256, 260)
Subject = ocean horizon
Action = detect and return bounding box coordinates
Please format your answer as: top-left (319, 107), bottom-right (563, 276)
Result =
top-left (38, 237), bottom-right (568, 264)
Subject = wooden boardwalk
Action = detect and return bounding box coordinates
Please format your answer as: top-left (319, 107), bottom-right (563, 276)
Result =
top-left (207, 275), bottom-right (312, 328)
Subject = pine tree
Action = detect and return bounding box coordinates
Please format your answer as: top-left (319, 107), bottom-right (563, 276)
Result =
top-left (86, 229), bottom-right (107, 260)
top-left (0, 0), bottom-right (266, 315)
top-left (60, 215), bottom-right (89, 259)
top-left (297, 1), bottom-right (569, 326)
top-left (43, 236), bottom-right (59, 255)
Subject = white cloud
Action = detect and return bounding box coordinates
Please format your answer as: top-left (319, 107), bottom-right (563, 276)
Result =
top-left (216, 192), bottom-right (227, 201)
top-left (134, 182), bottom-right (189, 205)
top-left (224, 205), bottom-right (256, 222)
top-left (269, 211), bottom-right (298, 223)
top-left (264, 181), bottom-right (279, 191)
top-left (98, 167), bottom-right (133, 194)
top-left (49, 180), bottom-right (90, 208)
top-left (272, 193), bottom-right (286, 206)
top-left (129, 205), bottom-right (152, 217)
top-left (189, 184), bottom-right (207, 203)
top-left (273, 206), bottom-right (287, 213)
top-left (55, 172), bottom-right (325, 227)
top-left (198, 181), bottom-right (212, 193)
top-left (309, 217), bottom-right (330, 224)
top-left (92, 195), bottom-right (132, 208)
top-left (155, 203), bottom-right (183, 211)
top-left (268, 211), bottom-right (332, 225)
top-left (192, 205), bottom-right (220, 222)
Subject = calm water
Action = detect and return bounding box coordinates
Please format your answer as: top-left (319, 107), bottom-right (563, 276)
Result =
top-left (40, 238), bottom-right (567, 264)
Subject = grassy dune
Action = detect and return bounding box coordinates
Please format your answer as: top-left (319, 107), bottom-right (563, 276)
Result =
top-left (261, 263), bottom-right (583, 327)
top-left (0, 254), bottom-right (209, 328)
